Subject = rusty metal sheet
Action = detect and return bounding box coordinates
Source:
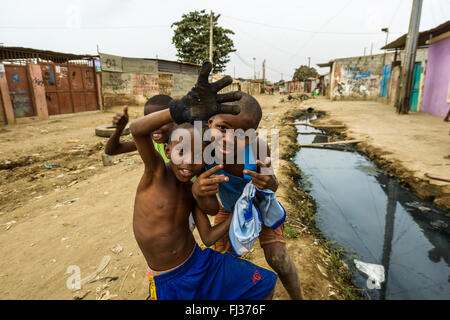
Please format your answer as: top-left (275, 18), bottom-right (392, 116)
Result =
top-left (45, 92), bottom-right (59, 115)
top-left (58, 92), bottom-right (73, 114)
top-left (40, 64), bottom-right (56, 90)
top-left (69, 66), bottom-right (84, 91)
top-left (5, 65), bottom-right (34, 117)
top-left (72, 92), bottom-right (86, 113)
top-left (84, 92), bottom-right (98, 111)
top-left (55, 65), bottom-right (70, 90)
top-left (81, 67), bottom-right (95, 90)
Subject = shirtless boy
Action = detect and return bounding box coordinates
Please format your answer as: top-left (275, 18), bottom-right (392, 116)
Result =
top-left (130, 62), bottom-right (277, 300)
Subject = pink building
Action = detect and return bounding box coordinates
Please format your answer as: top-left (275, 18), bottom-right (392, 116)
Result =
top-left (421, 22), bottom-right (450, 118)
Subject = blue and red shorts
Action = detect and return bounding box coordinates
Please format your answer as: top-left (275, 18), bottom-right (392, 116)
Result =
top-left (147, 244), bottom-right (277, 300)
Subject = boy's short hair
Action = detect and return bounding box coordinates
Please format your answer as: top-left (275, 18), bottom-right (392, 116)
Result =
top-left (144, 94), bottom-right (172, 115)
top-left (224, 92), bottom-right (262, 129)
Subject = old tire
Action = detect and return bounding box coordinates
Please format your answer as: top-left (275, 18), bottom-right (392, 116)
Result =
top-left (95, 124), bottom-right (130, 137)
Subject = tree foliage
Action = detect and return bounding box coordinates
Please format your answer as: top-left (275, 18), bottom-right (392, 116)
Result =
top-left (171, 10), bottom-right (236, 73)
top-left (292, 65), bottom-right (318, 82)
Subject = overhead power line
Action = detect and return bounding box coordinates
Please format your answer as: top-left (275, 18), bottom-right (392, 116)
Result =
top-left (222, 15), bottom-right (403, 35)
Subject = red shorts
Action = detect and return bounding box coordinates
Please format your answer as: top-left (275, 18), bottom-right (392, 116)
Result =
top-left (214, 206), bottom-right (286, 253)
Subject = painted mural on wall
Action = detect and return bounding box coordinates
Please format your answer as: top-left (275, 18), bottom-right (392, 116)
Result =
top-left (333, 64), bottom-right (380, 99)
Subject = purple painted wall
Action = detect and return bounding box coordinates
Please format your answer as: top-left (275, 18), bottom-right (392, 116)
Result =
top-left (421, 36), bottom-right (450, 118)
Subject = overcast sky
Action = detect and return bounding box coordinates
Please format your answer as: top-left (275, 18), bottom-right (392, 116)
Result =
top-left (1, 0), bottom-right (449, 82)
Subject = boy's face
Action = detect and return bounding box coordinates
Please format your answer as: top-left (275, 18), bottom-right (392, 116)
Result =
top-left (208, 113), bottom-right (257, 161)
top-left (144, 104), bottom-right (175, 144)
top-left (164, 128), bottom-right (205, 183)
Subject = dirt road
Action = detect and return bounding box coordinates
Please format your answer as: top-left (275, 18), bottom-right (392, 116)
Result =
top-left (0, 95), bottom-right (350, 300)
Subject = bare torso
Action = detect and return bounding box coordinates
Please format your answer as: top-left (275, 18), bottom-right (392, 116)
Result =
top-left (133, 163), bottom-right (196, 271)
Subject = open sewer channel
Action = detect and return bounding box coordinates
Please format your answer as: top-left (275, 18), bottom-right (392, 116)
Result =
top-left (293, 112), bottom-right (450, 299)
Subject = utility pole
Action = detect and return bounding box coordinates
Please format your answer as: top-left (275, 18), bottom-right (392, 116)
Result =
top-left (209, 11), bottom-right (213, 68)
top-left (262, 59), bottom-right (266, 92)
top-left (397, 0), bottom-right (423, 114)
top-left (370, 42), bottom-right (373, 55)
top-left (253, 57), bottom-right (256, 80)
top-left (364, 47), bottom-right (367, 56)
top-left (308, 57), bottom-right (310, 68)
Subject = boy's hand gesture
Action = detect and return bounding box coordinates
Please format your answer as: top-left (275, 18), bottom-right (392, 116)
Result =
top-left (113, 106), bottom-right (129, 132)
top-left (169, 61), bottom-right (242, 124)
top-left (243, 157), bottom-right (278, 192)
top-left (192, 164), bottom-right (229, 198)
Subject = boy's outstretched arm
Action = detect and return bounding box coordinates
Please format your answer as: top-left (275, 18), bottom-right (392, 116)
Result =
top-left (193, 205), bottom-right (232, 247)
top-left (130, 109), bottom-right (172, 176)
top-left (105, 106), bottom-right (137, 155)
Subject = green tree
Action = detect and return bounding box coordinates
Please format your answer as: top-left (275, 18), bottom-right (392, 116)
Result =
top-left (171, 10), bottom-right (236, 73)
top-left (292, 65), bottom-right (318, 82)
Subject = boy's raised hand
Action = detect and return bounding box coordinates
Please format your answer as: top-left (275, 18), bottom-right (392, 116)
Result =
top-left (112, 105), bottom-right (129, 132)
top-left (169, 61), bottom-right (242, 124)
top-left (243, 157), bottom-right (279, 192)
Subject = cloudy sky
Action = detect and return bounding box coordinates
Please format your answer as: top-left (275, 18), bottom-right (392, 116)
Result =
top-left (1, 0), bottom-right (449, 81)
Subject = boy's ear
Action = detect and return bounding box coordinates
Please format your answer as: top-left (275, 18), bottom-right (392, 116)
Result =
top-left (207, 117), bottom-right (214, 128)
top-left (164, 143), bottom-right (171, 160)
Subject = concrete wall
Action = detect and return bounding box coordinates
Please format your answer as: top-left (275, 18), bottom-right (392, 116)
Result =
top-left (421, 36), bottom-right (450, 118)
top-left (100, 53), bottom-right (199, 107)
top-left (330, 48), bottom-right (428, 102)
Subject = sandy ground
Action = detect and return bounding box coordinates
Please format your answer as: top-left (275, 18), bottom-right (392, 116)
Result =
top-left (304, 97), bottom-right (450, 210)
top-left (0, 95), bottom-right (348, 300)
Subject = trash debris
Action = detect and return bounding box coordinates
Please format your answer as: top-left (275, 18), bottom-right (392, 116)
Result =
top-left (314, 241), bottom-right (318, 245)
top-left (67, 180), bottom-right (78, 187)
top-left (54, 198), bottom-right (80, 208)
top-left (102, 153), bottom-right (114, 167)
top-left (418, 206), bottom-right (431, 212)
top-left (44, 164), bottom-right (54, 169)
top-left (97, 290), bottom-right (118, 300)
top-left (73, 290), bottom-right (90, 300)
top-left (2, 220), bottom-right (17, 230)
top-left (57, 174), bottom-right (64, 179)
top-left (430, 220), bottom-right (448, 230)
top-left (67, 139), bottom-right (80, 143)
top-left (110, 245), bottom-right (123, 254)
top-left (0, 274), bottom-right (7, 278)
top-left (354, 259), bottom-right (385, 289)
top-left (87, 166), bottom-right (96, 170)
top-left (78, 256), bottom-right (111, 288)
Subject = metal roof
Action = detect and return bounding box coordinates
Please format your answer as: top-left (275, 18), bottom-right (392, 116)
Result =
top-left (381, 20), bottom-right (450, 50)
top-left (0, 46), bottom-right (97, 62)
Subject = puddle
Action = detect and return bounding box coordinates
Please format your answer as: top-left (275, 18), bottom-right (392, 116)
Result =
top-left (293, 113), bottom-right (450, 300)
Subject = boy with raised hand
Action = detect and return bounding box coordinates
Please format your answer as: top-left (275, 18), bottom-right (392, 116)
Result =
top-left (192, 92), bottom-right (303, 300)
top-left (130, 62), bottom-right (277, 300)
top-left (104, 94), bottom-right (174, 157)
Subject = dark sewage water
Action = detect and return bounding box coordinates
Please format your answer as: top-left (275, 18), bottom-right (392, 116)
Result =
top-left (293, 113), bottom-right (450, 300)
